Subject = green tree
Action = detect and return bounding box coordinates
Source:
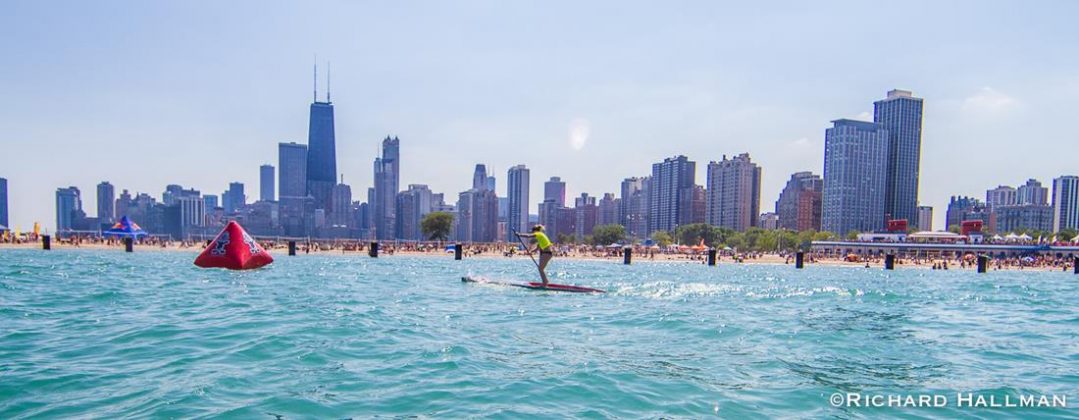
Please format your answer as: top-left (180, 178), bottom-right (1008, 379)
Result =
top-left (557, 233), bottom-right (576, 244)
top-left (420, 212), bottom-right (454, 242)
top-left (846, 230), bottom-right (860, 240)
top-left (591, 224), bottom-right (626, 245)
top-left (724, 234), bottom-right (746, 251)
top-left (948, 224), bottom-right (961, 234)
top-left (812, 231), bottom-right (837, 242)
top-left (652, 231), bottom-right (674, 247)
top-left (674, 223), bottom-right (717, 246)
top-left (1059, 228), bottom-right (1078, 242)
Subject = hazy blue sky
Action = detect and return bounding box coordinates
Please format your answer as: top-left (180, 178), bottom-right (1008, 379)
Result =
top-left (3, 1), bottom-right (1077, 232)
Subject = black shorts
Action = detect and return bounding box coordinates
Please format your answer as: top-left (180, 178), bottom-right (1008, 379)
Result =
top-left (540, 250), bottom-right (553, 256)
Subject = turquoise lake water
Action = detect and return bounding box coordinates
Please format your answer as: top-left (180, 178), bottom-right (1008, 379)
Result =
top-left (0, 249), bottom-right (1076, 418)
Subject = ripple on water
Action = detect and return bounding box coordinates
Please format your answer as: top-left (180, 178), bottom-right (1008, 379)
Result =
top-left (0, 249), bottom-right (1075, 418)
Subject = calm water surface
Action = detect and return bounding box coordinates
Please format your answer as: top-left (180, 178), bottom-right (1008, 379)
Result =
top-left (0, 249), bottom-right (1076, 418)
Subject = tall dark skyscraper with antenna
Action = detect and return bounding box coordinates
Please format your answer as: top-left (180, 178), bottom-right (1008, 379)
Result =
top-left (306, 62), bottom-right (337, 214)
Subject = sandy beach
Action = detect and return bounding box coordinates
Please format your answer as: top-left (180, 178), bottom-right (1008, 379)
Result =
top-left (2, 240), bottom-right (1071, 273)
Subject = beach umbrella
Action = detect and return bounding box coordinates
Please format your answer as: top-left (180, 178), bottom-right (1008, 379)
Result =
top-left (32, 222), bottom-right (40, 236)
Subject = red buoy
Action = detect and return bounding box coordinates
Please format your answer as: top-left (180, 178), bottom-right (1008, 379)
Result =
top-left (194, 221), bottom-right (273, 270)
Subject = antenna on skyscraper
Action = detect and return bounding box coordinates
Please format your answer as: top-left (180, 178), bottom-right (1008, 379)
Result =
top-left (313, 54), bottom-right (318, 102)
top-left (327, 61), bottom-right (331, 103)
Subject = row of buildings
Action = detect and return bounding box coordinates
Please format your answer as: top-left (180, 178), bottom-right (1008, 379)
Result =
top-left (945, 177), bottom-right (1079, 235)
top-left (31, 82), bottom-right (1079, 241)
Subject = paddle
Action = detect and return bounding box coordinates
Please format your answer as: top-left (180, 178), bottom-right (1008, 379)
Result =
top-left (512, 228), bottom-right (541, 270)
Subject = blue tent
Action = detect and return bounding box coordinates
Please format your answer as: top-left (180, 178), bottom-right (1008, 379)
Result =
top-left (103, 216), bottom-right (148, 238)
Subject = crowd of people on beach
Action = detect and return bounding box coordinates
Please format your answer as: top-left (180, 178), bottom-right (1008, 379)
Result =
top-left (2, 231), bottom-right (1075, 272)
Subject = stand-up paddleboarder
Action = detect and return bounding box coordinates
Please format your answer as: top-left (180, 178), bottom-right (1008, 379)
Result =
top-left (515, 225), bottom-right (553, 287)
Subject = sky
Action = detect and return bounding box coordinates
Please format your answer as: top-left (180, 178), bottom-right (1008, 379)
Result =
top-left (2, 0), bottom-right (1078, 232)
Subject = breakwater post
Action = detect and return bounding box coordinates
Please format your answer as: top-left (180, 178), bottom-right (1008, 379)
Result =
top-left (885, 254), bottom-right (895, 270)
top-left (42, 235), bottom-right (51, 250)
top-left (795, 251), bottom-right (804, 269)
top-left (1074, 257), bottom-right (1078, 274)
top-left (368, 242), bottom-right (379, 258)
top-left (707, 248), bottom-right (716, 266)
top-left (124, 237), bottom-right (133, 253)
top-left (623, 247), bottom-right (632, 265)
top-left (454, 243), bottom-right (462, 260)
top-left (288, 241), bottom-right (296, 256)
top-left (977, 255), bottom-right (988, 273)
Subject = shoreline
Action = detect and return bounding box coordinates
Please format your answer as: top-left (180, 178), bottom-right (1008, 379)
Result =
top-left (1, 242), bottom-right (1071, 273)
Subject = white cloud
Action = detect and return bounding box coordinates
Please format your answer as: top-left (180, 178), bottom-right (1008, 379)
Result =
top-left (792, 137), bottom-right (810, 146)
top-left (855, 111), bottom-right (872, 121)
top-left (961, 87), bottom-right (1017, 114)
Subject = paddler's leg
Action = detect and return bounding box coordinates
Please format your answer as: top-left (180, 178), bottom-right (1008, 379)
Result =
top-left (538, 251), bottom-right (552, 286)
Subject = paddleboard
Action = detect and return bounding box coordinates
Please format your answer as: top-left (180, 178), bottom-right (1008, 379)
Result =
top-left (461, 276), bottom-right (605, 293)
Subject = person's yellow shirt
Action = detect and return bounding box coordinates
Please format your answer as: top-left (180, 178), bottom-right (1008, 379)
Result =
top-left (534, 232), bottom-right (552, 250)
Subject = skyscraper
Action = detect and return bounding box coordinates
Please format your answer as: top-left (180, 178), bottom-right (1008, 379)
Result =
top-left (874, 89), bottom-right (924, 224)
top-left (473, 164), bottom-right (489, 191)
top-left (96, 181), bottom-right (115, 224)
top-left (917, 206), bottom-right (933, 231)
top-left (986, 185), bottom-right (1018, 209)
top-left (396, 184), bottom-right (433, 240)
top-left (945, 196), bottom-right (987, 230)
top-left (162, 184), bottom-right (184, 206)
top-left (0, 177), bottom-right (8, 229)
top-left (683, 185), bottom-right (707, 225)
top-left (373, 136), bottom-right (401, 239)
top-left (203, 195), bottom-right (218, 210)
top-left (56, 186), bottom-right (82, 231)
top-left (775, 172), bottom-right (823, 232)
top-left (705, 153), bottom-right (761, 232)
top-left (649, 155), bottom-right (696, 234)
top-left (279, 142), bottom-right (309, 237)
top-left (456, 188), bottom-right (498, 242)
top-left (279, 142), bottom-right (308, 199)
top-left (996, 205), bottom-right (1053, 233)
top-left (115, 189), bottom-right (132, 220)
top-left (260, 164), bottom-right (275, 202)
top-left (597, 193), bottom-right (619, 226)
top-left (1017, 179), bottom-right (1049, 206)
top-left (544, 177), bottom-right (566, 206)
top-left (177, 195), bottom-right (205, 231)
top-left (621, 177), bottom-right (649, 237)
top-left (223, 182), bottom-right (245, 214)
top-left (506, 165), bottom-right (530, 240)
top-left (822, 119), bottom-right (889, 235)
top-left (331, 182), bottom-right (352, 227)
top-left (306, 65), bottom-right (337, 213)
top-left (759, 213), bottom-right (779, 230)
top-left (1052, 175), bottom-right (1079, 233)
top-left (574, 193), bottom-right (598, 240)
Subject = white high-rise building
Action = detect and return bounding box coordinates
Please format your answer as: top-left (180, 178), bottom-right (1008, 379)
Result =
top-left (506, 165), bottom-right (530, 240)
top-left (1052, 176), bottom-right (1079, 233)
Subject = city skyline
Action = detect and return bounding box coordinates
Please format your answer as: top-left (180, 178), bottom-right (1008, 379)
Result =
top-left (4, 2), bottom-right (1079, 231)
